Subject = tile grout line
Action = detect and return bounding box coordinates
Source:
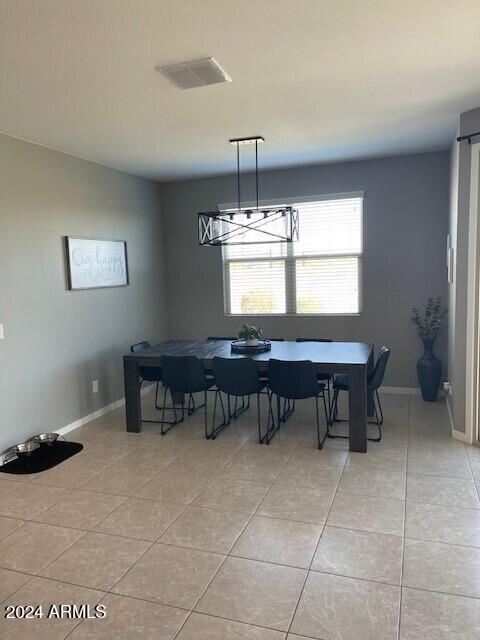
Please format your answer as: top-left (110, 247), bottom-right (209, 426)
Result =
top-left (284, 423), bottom-right (349, 637)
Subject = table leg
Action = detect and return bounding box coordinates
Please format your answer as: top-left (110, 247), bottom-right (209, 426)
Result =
top-left (348, 365), bottom-right (367, 452)
top-left (124, 359), bottom-right (142, 433)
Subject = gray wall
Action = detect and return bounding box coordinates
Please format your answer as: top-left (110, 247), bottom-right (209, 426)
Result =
top-left (448, 106), bottom-right (480, 432)
top-left (162, 151), bottom-right (449, 388)
top-left (0, 134), bottom-right (166, 451)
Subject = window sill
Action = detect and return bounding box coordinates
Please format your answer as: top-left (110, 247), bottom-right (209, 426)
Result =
top-left (224, 313), bottom-right (363, 318)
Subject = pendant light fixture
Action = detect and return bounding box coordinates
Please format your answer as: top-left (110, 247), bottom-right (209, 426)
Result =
top-left (198, 136), bottom-right (299, 246)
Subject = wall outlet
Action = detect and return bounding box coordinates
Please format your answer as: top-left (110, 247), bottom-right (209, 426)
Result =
top-left (92, 380), bottom-right (99, 394)
top-left (0, 324), bottom-right (4, 340)
top-left (443, 381), bottom-right (452, 395)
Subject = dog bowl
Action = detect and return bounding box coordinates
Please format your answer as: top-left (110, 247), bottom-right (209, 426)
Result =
top-left (11, 441), bottom-right (40, 456)
top-left (31, 433), bottom-right (60, 445)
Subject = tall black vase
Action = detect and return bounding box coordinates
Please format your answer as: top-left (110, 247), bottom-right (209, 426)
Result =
top-left (417, 339), bottom-right (441, 402)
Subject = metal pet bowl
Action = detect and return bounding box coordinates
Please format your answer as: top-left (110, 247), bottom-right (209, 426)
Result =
top-left (11, 441), bottom-right (40, 456)
top-left (31, 433), bottom-right (61, 445)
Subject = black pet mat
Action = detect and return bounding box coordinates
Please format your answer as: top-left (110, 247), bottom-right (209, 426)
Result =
top-left (0, 441), bottom-right (83, 474)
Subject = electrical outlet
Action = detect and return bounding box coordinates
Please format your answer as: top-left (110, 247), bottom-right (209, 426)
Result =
top-left (0, 324), bottom-right (4, 340)
top-left (92, 380), bottom-right (99, 394)
top-left (443, 381), bottom-right (452, 395)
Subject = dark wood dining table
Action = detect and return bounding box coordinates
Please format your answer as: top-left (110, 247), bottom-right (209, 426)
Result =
top-left (123, 339), bottom-right (374, 453)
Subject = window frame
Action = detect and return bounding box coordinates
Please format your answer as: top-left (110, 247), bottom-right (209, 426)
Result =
top-left (221, 192), bottom-right (364, 317)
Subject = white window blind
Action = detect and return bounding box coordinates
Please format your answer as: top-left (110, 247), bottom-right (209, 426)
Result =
top-left (222, 195), bottom-right (363, 315)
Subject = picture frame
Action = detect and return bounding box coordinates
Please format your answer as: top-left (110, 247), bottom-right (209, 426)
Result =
top-left (65, 236), bottom-right (129, 290)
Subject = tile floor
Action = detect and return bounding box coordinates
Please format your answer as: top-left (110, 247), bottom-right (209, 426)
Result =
top-left (0, 391), bottom-right (480, 639)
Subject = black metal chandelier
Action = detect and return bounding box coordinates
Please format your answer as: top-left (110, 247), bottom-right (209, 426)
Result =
top-left (198, 136), bottom-right (299, 246)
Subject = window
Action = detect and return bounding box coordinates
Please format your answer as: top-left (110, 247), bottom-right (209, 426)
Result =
top-left (222, 195), bottom-right (363, 315)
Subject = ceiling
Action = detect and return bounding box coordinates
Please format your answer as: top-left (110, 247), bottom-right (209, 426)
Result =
top-left (1, 0), bottom-right (480, 181)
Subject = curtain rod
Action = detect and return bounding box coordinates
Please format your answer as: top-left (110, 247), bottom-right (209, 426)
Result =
top-left (456, 131), bottom-right (480, 144)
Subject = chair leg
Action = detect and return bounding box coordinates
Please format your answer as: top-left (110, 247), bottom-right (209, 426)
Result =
top-left (187, 393), bottom-right (196, 415)
top-left (322, 390), bottom-right (330, 437)
top-left (369, 391), bottom-right (382, 442)
top-left (203, 390), bottom-right (208, 439)
top-left (210, 390), bottom-right (233, 440)
top-left (376, 390), bottom-right (384, 425)
top-left (160, 388), bottom-right (185, 435)
top-left (316, 394), bottom-right (329, 449)
top-left (257, 393), bottom-right (262, 444)
top-left (326, 379), bottom-right (331, 423)
top-left (315, 396), bottom-right (321, 449)
top-left (259, 390), bottom-right (280, 444)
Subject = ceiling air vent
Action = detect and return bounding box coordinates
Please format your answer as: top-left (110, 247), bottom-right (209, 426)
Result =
top-left (157, 57), bottom-right (231, 90)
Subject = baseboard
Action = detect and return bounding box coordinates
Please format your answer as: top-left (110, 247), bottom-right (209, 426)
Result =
top-left (56, 384), bottom-right (155, 437)
top-left (446, 393), bottom-right (455, 432)
top-left (452, 429), bottom-right (469, 443)
top-left (379, 386), bottom-right (421, 395)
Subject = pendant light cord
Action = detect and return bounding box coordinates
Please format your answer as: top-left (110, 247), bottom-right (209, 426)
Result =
top-left (236, 141), bottom-right (241, 211)
top-left (255, 139), bottom-right (259, 210)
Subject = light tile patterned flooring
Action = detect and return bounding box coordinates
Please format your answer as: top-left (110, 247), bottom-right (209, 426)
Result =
top-left (1, 392), bottom-right (480, 639)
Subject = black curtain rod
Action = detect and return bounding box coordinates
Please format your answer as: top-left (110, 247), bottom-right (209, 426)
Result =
top-left (456, 131), bottom-right (480, 144)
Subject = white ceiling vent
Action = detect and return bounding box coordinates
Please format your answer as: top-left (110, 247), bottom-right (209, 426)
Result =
top-left (157, 57), bottom-right (231, 90)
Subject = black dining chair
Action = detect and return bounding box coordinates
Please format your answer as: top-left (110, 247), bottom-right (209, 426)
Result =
top-left (267, 359), bottom-right (330, 447)
top-left (329, 346), bottom-right (390, 442)
top-left (131, 341), bottom-right (162, 407)
top-left (207, 336), bottom-right (249, 418)
top-left (211, 357), bottom-right (268, 441)
top-left (160, 355), bottom-right (213, 436)
top-left (131, 341), bottom-right (198, 422)
top-left (296, 338), bottom-right (334, 414)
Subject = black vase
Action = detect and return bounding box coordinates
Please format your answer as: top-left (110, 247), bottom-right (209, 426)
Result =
top-left (417, 339), bottom-right (441, 402)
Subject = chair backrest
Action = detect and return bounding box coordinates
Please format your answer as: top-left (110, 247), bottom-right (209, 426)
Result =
top-left (131, 340), bottom-right (151, 353)
top-left (213, 357), bottom-right (262, 396)
top-left (161, 355), bottom-right (208, 393)
top-left (267, 358), bottom-right (319, 400)
top-left (207, 336), bottom-right (237, 341)
top-left (368, 346), bottom-right (390, 391)
top-left (296, 338), bottom-right (332, 343)
top-left (268, 338), bottom-right (284, 341)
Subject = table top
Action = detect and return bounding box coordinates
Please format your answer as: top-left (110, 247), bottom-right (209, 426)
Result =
top-left (124, 339), bottom-right (373, 367)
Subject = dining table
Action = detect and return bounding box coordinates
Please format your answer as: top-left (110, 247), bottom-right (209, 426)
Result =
top-left (123, 339), bottom-right (374, 453)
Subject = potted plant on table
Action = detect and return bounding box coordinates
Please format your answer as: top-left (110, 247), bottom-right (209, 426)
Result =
top-left (238, 324), bottom-right (263, 347)
top-left (411, 297), bottom-right (447, 402)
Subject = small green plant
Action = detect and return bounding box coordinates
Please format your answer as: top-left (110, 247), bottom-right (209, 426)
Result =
top-left (412, 297), bottom-right (447, 342)
top-left (238, 324), bottom-right (263, 341)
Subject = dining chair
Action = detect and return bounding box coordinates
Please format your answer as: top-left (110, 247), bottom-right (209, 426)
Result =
top-left (211, 357), bottom-right (269, 441)
top-left (267, 359), bottom-right (330, 447)
top-left (206, 336), bottom-right (248, 418)
top-left (329, 346), bottom-right (390, 442)
top-left (160, 355), bottom-right (213, 436)
top-left (296, 338), bottom-right (334, 415)
top-left (130, 341), bottom-right (198, 422)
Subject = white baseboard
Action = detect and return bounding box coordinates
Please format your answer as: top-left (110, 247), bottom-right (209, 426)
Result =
top-left (446, 394), bottom-right (455, 431)
top-left (445, 395), bottom-right (473, 443)
top-left (56, 384), bottom-right (155, 437)
top-left (452, 429), bottom-right (470, 443)
top-left (379, 386), bottom-right (421, 395)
